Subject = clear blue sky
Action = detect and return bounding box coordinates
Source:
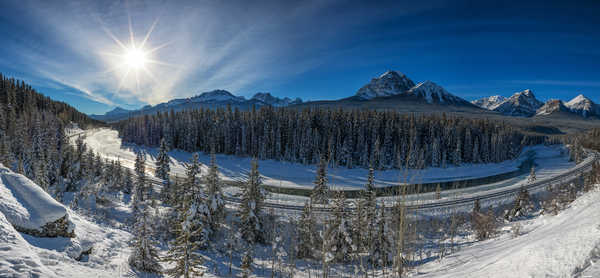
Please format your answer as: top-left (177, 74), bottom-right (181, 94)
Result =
top-left (1, 0), bottom-right (599, 114)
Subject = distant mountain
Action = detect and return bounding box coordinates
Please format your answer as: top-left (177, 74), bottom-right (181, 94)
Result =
top-left (565, 94), bottom-right (599, 118)
top-left (251, 92), bottom-right (302, 107)
top-left (90, 90), bottom-right (303, 122)
top-left (492, 89), bottom-right (543, 117)
top-left (406, 81), bottom-right (472, 105)
top-left (295, 71), bottom-right (482, 113)
top-left (535, 99), bottom-right (574, 117)
top-left (471, 95), bottom-right (507, 110)
top-left (355, 70), bottom-right (416, 99)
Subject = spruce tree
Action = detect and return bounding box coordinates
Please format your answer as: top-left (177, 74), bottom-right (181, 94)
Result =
top-left (310, 156), bottom-right (329, 204)
top-left (324, 191), bottom-right (355, 263)
top-left (156, 138), bottom-right (172, 202)
top-left (238, 159), bottom-right (266, 244)
top-left (296, 201), bottom-right (318, 259)
top-left (204, 149), bottom-right (225, 235)
top-left (371, 204), bottom-right (390, 267)
top-left (163, 198), bottom-right (205, 278)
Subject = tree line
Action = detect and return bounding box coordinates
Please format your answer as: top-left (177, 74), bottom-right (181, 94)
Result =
top-left (114, 106), bottom-right (545, 170)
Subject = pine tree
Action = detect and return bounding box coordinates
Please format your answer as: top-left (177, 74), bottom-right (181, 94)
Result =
top-left (163, 198), bottom-right (206, 278)
top-left (324, 191), bottom-right (355, 263)
top-left (311, 156), bottom-right (329, 204)
top-left (297, 201), bottom-right (319, 259)
top-left (156, 138), bottom-right (172, 202)
top-left (238, 159), bottom-right (266, 244)
top-left (185, 153), bottom-right (210, 248)
top-left (204, 149), bottom-right (225, 235)
top-left (129, 190), bottom-right (162, 273)
top-left (371, 204), bottom-right (390, 267)
top-left (240, 249), bottom-right (253, 278)
top-left (527, 165), bottom-right (536, 184)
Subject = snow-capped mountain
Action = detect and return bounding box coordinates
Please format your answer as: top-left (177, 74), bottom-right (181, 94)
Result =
top-left (251, 92), bottom-right (302, 107)
top-left (471, 95), bottom-right (507, 110)
top-left (492, 89), bottom-right (543, 117)
top-left (190, 89), bottom-right (246, 103)
top-left (565, 94), bottom-right (599, 118)
top-left (535, 99), bottom-right (572, 116)
top-left (355, 70), bottom-right (416, 99)
top-left (406, 81), bottom-right (471, 105)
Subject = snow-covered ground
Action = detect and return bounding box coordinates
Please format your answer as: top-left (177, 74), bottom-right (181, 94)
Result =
top-left (0, 164), bottom-right (134, 278)
top-left (414, 187), bottom-right (600, 278)
top-left (78, 128), bottom-right (573, 192)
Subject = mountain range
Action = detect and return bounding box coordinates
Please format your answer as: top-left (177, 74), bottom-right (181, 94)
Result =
top-left (91, 70), bottom-right (597, 122)
top-left (472, 91), bottom-right (599, 118)
top-left (90, 91), bottom-right (303, 122)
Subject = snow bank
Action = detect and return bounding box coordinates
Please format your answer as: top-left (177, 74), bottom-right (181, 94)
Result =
top-left (416, 187), bottom-right (600, 277)
top-left (0, 164), bottom-right (74, 237)
top-left (0, 211), bottom-right (58, 278)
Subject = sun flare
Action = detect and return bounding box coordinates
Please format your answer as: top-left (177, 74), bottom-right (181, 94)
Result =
top-left (123, 48), bottom-right (148, 70)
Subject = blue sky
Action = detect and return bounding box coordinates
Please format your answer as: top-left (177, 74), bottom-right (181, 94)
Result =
top-left (0, 0), bottom-right (599, 114)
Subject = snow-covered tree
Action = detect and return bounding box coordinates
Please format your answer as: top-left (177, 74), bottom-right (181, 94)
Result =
top-left (371, 204), bottom-right (391, 267)
top-left (155, 138), bottom-right (172, 202)
top-left (204, 149), bottom-right (225, 235)
top-left (527, 165), bottom-right (536, 184)
top-left (238, 159), bottom-right (266, 244)
top-left (240, 249), bottom-right (253, 278)
top-left (324, 191), bottom-right (355, 263)
top-left (163, 198), bottom-right (206, 278)
top-left (311, 156), bottom-right (329, 204)
top-left (296, 201), bottom-right (319, 259)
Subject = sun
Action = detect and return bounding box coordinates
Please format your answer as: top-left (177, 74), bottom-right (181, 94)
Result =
top-left (123, 48), bottom-right (148, 70)
top-left (101, 19), bottom-right (171, 92)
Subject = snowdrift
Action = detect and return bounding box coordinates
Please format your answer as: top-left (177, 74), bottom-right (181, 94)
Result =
top-left (0, 164), bottom-right (74, 237)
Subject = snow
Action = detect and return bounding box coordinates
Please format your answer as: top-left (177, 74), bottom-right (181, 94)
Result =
top-left (355, 70), bottom-right (416, 99)
top-left (79, 128), bottom-right (577, 192)
top-left (415, 187), bottom-right (600, 277)
top-left (0, 165), bottom-right (70, 231)
top-left (492, 89), bottom-right (543, 117)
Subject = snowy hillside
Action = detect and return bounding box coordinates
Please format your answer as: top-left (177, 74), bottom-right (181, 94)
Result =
top-left (471, 95), bottom-right (506, 110)
top-left (416, 187), bottom-right (600, 277)
top-left (535, 99), bottom-right (573, 116)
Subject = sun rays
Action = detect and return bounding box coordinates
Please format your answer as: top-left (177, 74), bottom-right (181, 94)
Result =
top-left (101, 18), bottom-right (172, 93)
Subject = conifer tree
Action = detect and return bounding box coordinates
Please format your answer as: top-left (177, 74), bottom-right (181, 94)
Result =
top-left (324, 191), bottom-right (355, 263)
top-left (204, 148), bottom-right (225, 234)
top-left (163, 198), bottom-right (205, 278)
top-left (371, 204), bottom-right (390, 267)
top-left (527, 165), bottom-right (536, 184)
top-left (240, 249), bottom-right (253, 278)
top-left (238, 159), bottom-right (266, 244)
top-left (296, 201), bottom-right (318, 259)
top-left (311, 156), bottom-right (329, 204)
top-left (156, 138), bottom-right (172, 202)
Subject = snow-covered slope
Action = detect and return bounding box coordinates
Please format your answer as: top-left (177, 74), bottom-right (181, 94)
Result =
top-left (406, 81), bottom-right (471, 105)
top-left (355, 70), bottom-right (416, 99)
top-left (417, 187), bottom-right (600, 277)
top-left (251, 92), bottom-right (302, 106)
top-left (492, 89), bottom-right (543, 117)
top-left (471, 95), bottom-right (506, 110)
top-left (565, 94), bottom-right (599, 118)
top-left (190, 89), bottom-right (246, 103)
top-left (0, 165), bottom-right (73, 235)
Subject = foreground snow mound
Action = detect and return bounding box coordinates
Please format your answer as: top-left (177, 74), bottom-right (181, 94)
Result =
top-left (0, 165), bottom-right (74, 237)
top-left (417, 187), bottom-right (600, 277)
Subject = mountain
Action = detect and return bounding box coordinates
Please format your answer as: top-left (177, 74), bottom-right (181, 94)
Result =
top-left (355, 70), bottom-right (416, 99)
top-left (90, 90), bottom-right (303, 122)
top-left (406, 81), bottom-right (472, 105)
top-left (565, 94), bottom-right (599, 118)
top-left (492, 89), bottom-right (543, 117)
top-left (251, 92), bottom-right (302, 107)
top-left (471, 95), bottom-right (507, 110)
top-left (535, 99), bottom-right (574, 117)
